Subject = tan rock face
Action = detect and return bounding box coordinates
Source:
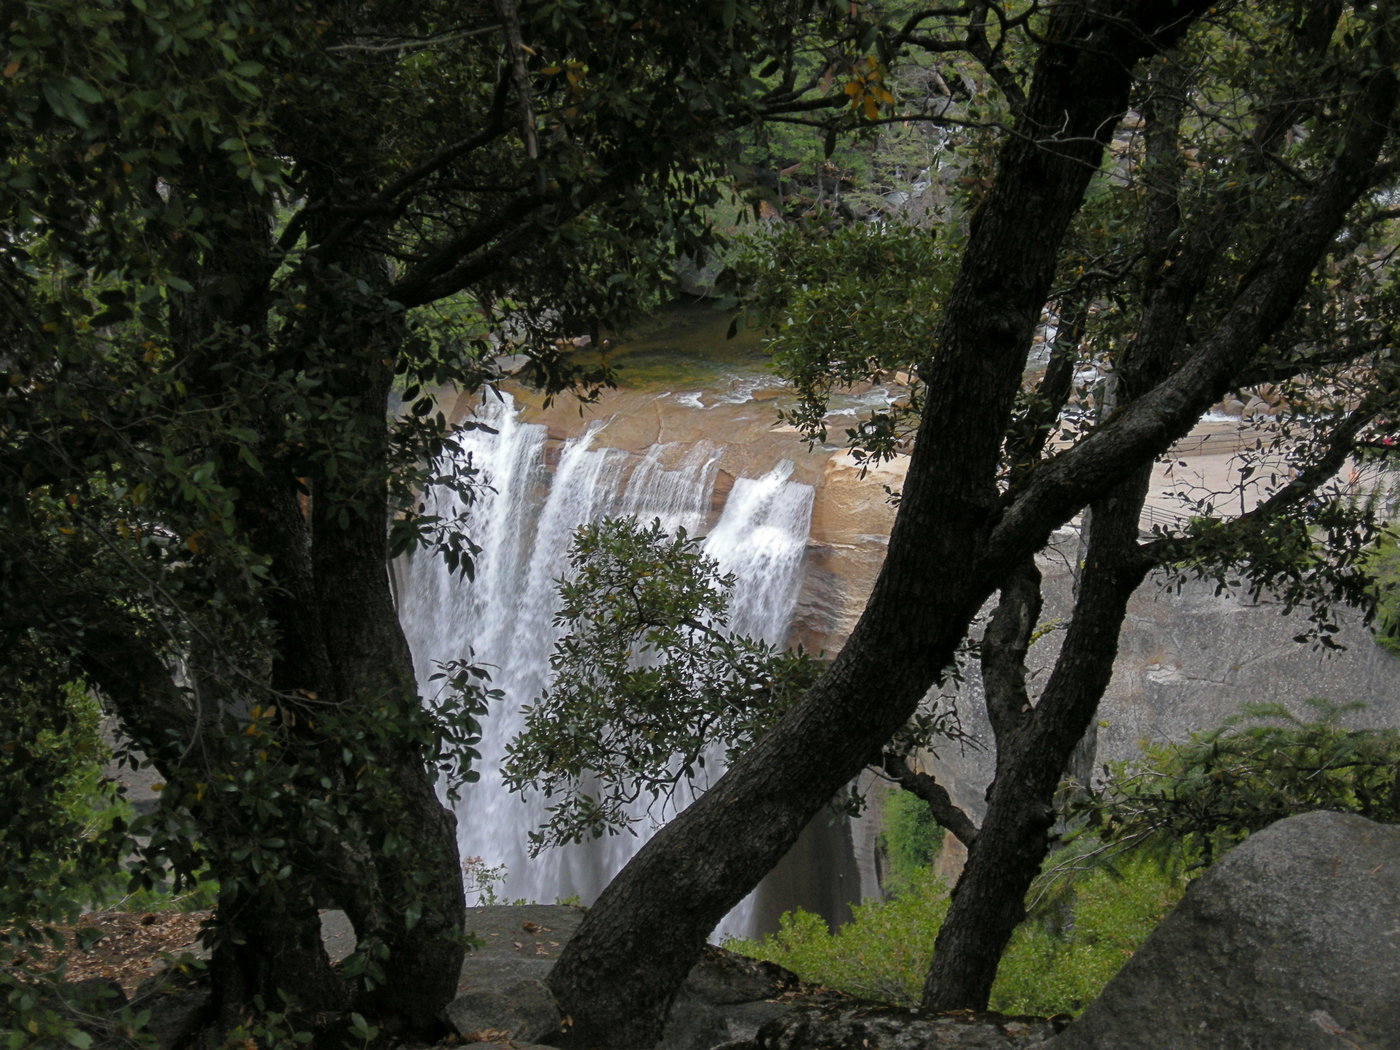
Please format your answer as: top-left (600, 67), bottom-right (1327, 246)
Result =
top-left (799, 451), bottom-right (907, 648)
top-left (499, 383), bottom-right (899, 658)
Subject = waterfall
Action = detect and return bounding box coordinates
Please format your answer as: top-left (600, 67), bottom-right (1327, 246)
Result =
top-left (397, 392), bottom-right (817, 936)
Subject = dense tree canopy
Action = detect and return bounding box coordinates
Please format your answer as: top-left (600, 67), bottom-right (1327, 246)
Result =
top-left (1, 0), bottom-right (851, 1039)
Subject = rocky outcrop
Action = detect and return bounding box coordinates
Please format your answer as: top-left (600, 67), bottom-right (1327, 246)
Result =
top-left (442, 906), bottom-right (1062, 1049)
top-left (448, 976), bottom-right (561, 1045)
top-left (1047, 811), bottom-right (1400, 1050)
top-left (923, 565), bottom-right (1400, 835)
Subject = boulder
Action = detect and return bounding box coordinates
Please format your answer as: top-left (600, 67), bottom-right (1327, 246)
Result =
top-left (133, 969), bottom-right (212, 1050)
top-left (446, 904), bottom-right (583, 1042)
top-left (1048, 811), bottom-right (1400, 1050)
top-left (660, 946), bottom-right (812, 1050)
top-left (455, 903), bottom-right (585, 994)
top-left (447, 976), bottom-right (561, 1044)
top-left (445, 908), bottom-right (823, 1049)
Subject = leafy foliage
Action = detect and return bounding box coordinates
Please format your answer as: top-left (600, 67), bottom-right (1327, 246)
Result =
top-left (728, 869), bottom-right (951, 1006)
top-left (0, 665), bottom-right (125, 921)
top-left (989, 853), bottom-right (1184, 1017)
top-left (877, 787), bottom-right (944, 895)
top-left (4, 0), bottom-right (860, 1034)
top-left (1366, 529), bottom-right (1400, 654)
top-left (727, 853), bottom-right (1182, 1016)
top-left (1081, 700), bottom-right (1400, 865)
top-left (725, 222), bottom-right (955, 461)
top-left (504, 517), bottom-right (820, 849)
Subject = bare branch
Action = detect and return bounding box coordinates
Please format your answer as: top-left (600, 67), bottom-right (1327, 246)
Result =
top-left (880, 750), bottom-right (980, 847)
top-left (326, 25), bottom-right (501, 54)
top-left (493, 0), bottom-right (539, 159)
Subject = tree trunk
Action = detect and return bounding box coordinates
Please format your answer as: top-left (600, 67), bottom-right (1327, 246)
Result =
top-left (547, 5), bottom-right (1215, 1043)
top-left (922, 468), bottom-right (1154, 1010)
top-left (922, 11), bottom-right (1378, 1003)
top-left (301, 270), bottom-right (467, 1031)
top-left (93, 145), bottom-right (468, 1037)
top-left (549, 2), bottom-right (1400, 1040)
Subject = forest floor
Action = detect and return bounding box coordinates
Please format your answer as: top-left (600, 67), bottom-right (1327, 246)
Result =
top-left (16, 909), bottom-right (207, 995)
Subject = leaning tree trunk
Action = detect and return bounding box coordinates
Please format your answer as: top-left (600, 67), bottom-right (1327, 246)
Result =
top-left (922, 466), bottom-right (1154, 1010)
top-left (924, 8), bottom-right (1375, 1002)
top-left (546, 5), bottom-right (1216, 1043)
top-left (548, 1), bottom-right (1399, 1040)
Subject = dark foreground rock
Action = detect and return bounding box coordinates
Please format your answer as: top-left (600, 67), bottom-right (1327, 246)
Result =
top-left (446, 904), bottom-right (812, 1049)
top-left (443, 904), bottom-right (1062, 1049)
top-left (124, 814), bottom-right (1400, 1049)
top-left (447, 904), bottom-right (578, 1044)
top-left (1047, 810), bottom-right (1400, 1050)
top-left (741, 1004), bottom-right (1060, 1049)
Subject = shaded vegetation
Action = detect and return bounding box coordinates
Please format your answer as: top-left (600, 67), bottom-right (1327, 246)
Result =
top-left (727, 851), bottom-right (1182, 1017)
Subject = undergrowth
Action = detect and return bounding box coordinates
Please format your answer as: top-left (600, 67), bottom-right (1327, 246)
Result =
top-left (725, 847), bottom-right (1184, 1017)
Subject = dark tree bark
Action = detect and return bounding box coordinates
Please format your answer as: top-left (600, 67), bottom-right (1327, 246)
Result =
top-left (880, 752), bottom-right (979, 849)
top-left (921, 56), bottom-right (1193, 1008)
top-left (547, 3), bottom-right (1222, 1043)
top-left (927, 2), bottom-right (1386, 1005)
top-left (58, 144), bottom-right (471, 1038)
top-left (549, 1), bottom-right (1398, 1041)
top-left (298, 239), bottom-right (467, 1029)
top-left (923, 467), bottom-right (1155, 1010)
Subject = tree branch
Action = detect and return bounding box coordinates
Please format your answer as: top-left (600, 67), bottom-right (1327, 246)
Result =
top-left (880, 750), bottom-right (979, 847)
top-left (981, 560), bottom-right (1042, 746)
top-left (987, 56), bottom-right (1399, 573)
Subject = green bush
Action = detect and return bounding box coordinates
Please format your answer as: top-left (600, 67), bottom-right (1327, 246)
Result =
top-left (0, 669), bottom-right (128, 922)
top-left (1083, 699), bottom-right (1400, 864)
top-left (726, 850), bottom-right (1183, 1016)
top-left (727, 868), bottom-right (950, 1005)
top-left (990, 852), bottom-right (1183, 1015)
top-left (878, 789), bottom-right (945, 895)
top-left (1367, 530), bottom-right (1400, 655)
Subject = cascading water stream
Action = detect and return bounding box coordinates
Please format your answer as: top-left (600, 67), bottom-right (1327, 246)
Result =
top-left (397, 392), bottom-right (817, 936)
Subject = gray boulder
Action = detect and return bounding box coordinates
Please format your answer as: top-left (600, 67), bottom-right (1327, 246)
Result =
top-left (445, 907), bottom-right (821, 1049)
top-left (661, 946), bottom-right (809, 1050)
top-left (447, 904), bottom-right (582, 1042)
top-left (133, 969), bottom-right (211, 1050)
top-left (447, 976), bottom-right (561, 1044)
top-left (1048, 810), bottom-right (1400, 1050)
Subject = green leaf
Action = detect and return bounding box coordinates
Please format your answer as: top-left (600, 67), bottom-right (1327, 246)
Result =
top-left (66, 77), bottom-right (103, 104)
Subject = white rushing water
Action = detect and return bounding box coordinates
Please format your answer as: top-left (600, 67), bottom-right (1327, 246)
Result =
top-left (396, 393), bottom-right (815, 936)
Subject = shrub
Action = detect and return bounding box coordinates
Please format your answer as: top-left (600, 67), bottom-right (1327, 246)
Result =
top-left (727, 854), bottom-right (1182, 1016)
top-left (990, 851), bottom-right (1184, 1015)
top-left (0, 669), bottom-right (128, 922)
top-left (878, 788), bottom-right (944, 895)
top-left (1367, 530), bottom-right (1400, 655)
top-left (1082, 699), bottom-right (1400, 864)
top-left (727, 868), bottom-right (949, 1005)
